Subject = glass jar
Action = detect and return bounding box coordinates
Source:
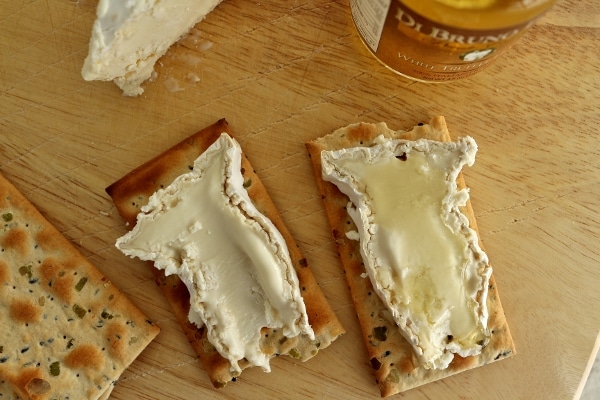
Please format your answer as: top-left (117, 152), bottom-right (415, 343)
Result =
top-left (350, 0), bottom-right (556, 82)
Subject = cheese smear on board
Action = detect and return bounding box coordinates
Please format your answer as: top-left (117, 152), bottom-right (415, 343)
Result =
top-left (82, 0), bottom-right (222, 96)
top-left (321, 136), bottom-right (491, 369)
top-left (116, 134), bottom-right (314, 373)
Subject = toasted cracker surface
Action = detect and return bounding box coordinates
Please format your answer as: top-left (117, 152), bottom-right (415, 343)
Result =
top-left (306, 116), bottom-right (515, 397)
top-left (106, 119), bottom-right (345, 388)
top-left (0, 381), bottom-right (114, 400)
top-left (0, 172), bottom-right (160, 400)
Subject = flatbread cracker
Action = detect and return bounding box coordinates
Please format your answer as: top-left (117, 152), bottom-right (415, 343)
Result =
top-left (106, 119), bottom-right (345, 388)
top-left (0, 172), bottom-right (160, 400)
top-left (306, 116), bottom-right (515, 397)
top-left (0, 381), bottom-right (114, 400)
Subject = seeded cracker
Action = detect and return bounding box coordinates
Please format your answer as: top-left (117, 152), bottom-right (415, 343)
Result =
top-left (0, 172), bottom-right (160, 400)
top-left (305, 116), bottom-right (516, 397)
top-left (105, 119), bottom-right (345, 388)
top-left (0, 382), bottom-right (114, 400)
top-left (0, 382), bottom-right (115, 400)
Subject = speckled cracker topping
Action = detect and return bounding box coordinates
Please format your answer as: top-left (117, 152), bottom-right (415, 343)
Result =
top-left (0, 172), bottom-right (160, 400)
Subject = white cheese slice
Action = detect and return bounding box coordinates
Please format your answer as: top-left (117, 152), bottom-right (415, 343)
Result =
top-left (116, 133), bottom-right (314, 373)
top-left (82, 0), bottom-right (223, 96)
top-left (321, 136), bottom-right (492, 370)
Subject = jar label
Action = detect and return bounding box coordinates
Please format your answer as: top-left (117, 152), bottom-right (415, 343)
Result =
top-left (350, 0), bottom-right (541, 81)
top-left (349, 0), bottom-right (392, 52)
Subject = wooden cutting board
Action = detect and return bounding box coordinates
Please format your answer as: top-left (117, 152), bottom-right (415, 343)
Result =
top-left (1, 0), bottom-right (599, 399)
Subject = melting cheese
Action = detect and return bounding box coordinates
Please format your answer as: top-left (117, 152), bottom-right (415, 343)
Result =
top-left (116, 134), bottom-right (314, 373)
top-left (322, 136), bottom-right (491, 369)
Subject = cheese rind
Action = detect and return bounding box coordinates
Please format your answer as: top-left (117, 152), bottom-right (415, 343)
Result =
top-left (82, 0), bottom-right (222, 96)
top-left (116, 133), bottom-right (314, 373)
top-left (321, 136), bottom-right (491, 369)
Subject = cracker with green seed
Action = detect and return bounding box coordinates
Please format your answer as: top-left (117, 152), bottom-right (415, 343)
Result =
top-left (0, 379), bottom-right (114, 400)
top-left (105, 119), bottom-right (345, 388)
top-left (0, 172), bottom-right (160, 400)
top-left (306, 116), bottom-right (516, 397)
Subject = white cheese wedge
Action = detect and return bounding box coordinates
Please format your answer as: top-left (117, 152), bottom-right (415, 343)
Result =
top-left (116, 133), bottom-right (314, 373)
top-left (321, 136), bottom-right (492, 370)
top-left (82, 0), bottom-right (223, 96)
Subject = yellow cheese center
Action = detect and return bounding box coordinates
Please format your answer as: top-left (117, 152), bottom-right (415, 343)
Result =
top-left (324, 140), bottom-right (490, 368)
top-left (351, 153), bottom-right (479, 339)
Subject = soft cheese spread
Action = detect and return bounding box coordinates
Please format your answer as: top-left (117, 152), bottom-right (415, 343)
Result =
top-left (82, 0), bottom-right (223, 96)
top-left (116, 133), bottom-right (314, 372)
top-left (321, 136), bottom-right (491, 369)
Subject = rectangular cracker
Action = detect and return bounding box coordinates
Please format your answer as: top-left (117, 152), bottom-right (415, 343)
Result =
top-left (306, 116), bottom-right (516, 397)
top-left (0, 172), bottom-right (160, 400)
top-left (0, 380), bottom-right (114, 400)
top-left (105, 118), bottom-right (345, 388)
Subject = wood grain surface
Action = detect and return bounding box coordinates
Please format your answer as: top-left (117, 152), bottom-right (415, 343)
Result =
top-left (1, 0), bottom-right (599, 399)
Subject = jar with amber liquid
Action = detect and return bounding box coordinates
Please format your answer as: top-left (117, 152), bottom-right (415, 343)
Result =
top-left (350, 0), bottom-right (556, 81)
